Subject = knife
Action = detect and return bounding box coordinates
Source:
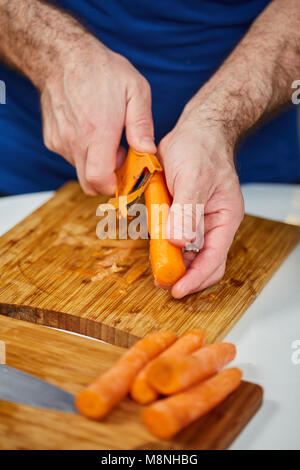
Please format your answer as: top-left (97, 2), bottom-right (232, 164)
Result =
top-left (0, 364), bottom-right (76, 413)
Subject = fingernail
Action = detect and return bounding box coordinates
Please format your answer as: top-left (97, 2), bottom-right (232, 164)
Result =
top-left (172, 281), bottom-right (187, 299)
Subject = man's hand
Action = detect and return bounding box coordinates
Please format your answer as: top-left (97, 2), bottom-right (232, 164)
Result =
top-left (159, 103), bottom-right (244, 299)
top-left (159, 0), bottom-right (300, 297)
top-left (0, 0), bottom-right (156, 196)
top-left (40, 37), bottom-right (156, 195)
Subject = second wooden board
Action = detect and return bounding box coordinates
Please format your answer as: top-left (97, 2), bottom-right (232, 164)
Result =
top-left (0, 315), bottom-right (263, 450)
top-left (0, 182), bottom-right (299, 347)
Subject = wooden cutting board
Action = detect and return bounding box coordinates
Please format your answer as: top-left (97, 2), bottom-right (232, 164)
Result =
top-left (0, 182), bottom-right (299, 347)
top-left (0, 315), bottom-right (263, 450)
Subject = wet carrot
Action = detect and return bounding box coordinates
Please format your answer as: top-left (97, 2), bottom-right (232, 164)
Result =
top-left (147, 342), bottom-right (236, 395)
top-left (131, 329), bottom-right (205, 404)
top-left (75, 330), bottom-right (177, 419)
top-left (142, 368), bottom-right (242, 439)
top-left (144, 171), bottom-right (185, 286)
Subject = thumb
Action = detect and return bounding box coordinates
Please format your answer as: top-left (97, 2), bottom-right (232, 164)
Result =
top-left (167, 171), bottom-right (207, 249)
top-left (125, 78), bottom-right (156, 154)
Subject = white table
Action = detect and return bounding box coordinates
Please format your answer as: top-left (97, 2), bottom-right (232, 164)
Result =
top-left (0, 184), bottom-right (300, 450)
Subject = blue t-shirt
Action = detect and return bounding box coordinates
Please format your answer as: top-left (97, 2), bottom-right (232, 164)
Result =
top-left (0, 0), bottom-right (299, 194)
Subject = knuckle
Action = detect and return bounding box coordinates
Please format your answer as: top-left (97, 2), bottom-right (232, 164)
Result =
top-left (158, 135), bottom-right (170, 155)
top-left (238, 208), bottom-right (245, 224)
top-left (135, 75), bottom-right (151, 96)
top-left (233, 198), bottom-right (245, 226)
top-left (43, 133), bottom-right (53, 152)
top-left (133, 116), bottom-right (152, 130)
top-left (44, 139), bottom-right (52, 152)
top-left (239, 197), bottom-right (245, 218)
top-left (217, 264), bottom-right (226, 280)
top-left (83, 186), bottom-right (97, 196)
top-left (85, 122), bottom-right (97, 138)
top-left (85, 173), bottom-right (100, 186)
top-left (45, 138), bottom-right (60, 154)
top-left (61, 128), bottom-right (77, 149)
top-left (207, 268), bottom-right (226, 289)
top-left (85, 172), bottom-right (109, 191)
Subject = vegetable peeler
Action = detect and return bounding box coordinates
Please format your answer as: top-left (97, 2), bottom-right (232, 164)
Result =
top-left (108, 147), bottom-right (162, 218)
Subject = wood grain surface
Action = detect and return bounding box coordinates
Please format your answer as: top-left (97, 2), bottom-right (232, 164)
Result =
top-left (0, 182), bottom-right (299, 347)
top-left (0, 315), bottom-right (263, 450)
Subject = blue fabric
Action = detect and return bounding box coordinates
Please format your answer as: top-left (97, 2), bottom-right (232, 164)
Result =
top-left (0, 0), bottom-right (299, 194)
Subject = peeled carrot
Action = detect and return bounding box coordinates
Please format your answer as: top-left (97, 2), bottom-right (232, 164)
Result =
top-left (131, 329), bottom-right (206, 405)
top-left (147, 342), bottom-right (236, 395)
top-left (75, 330), bottom-right (177, 419)
top-left (144, 171), bottom-right (185, 286)
top-left (142, 367), bottom-right (242, 439)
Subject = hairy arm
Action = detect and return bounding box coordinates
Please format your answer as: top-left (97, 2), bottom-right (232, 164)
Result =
top-left (183, 0), bottom-right (300, 147)
top-left (0, 0), bottom-right (90, 89)
top-left (0, 0), bottom-right (156, 196)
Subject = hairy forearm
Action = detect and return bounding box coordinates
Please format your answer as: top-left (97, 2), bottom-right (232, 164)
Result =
top-left (0, 0), bottom-right (92, 89)
top-left (185, 0), bottom-right (300, 146)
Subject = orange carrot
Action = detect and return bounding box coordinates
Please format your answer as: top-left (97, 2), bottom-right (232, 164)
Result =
top-left (144, 171), bottom-right (185, 286)
top-left (142, 367), bottom-right (242, 439)
top-left (147, 342), bottom-right (236, 395)
top-left (76, 330), bottom-right (177, 419)
top-left (131, 329), bottom-right (206, 404)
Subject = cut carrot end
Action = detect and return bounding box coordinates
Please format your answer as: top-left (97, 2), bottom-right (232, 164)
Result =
top-left (75, 390), bottom-right (108, 420)
top-left (147, 342), bottom-right (238, 395)
top-left (147, 359), bottom-right (179, 395)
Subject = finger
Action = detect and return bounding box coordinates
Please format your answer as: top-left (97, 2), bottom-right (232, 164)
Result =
top-left (185, 260), bottom-right (226, 297)
top-left (79, 143), bottom-right (126, 196)
top-left (166, 171), bottom-right (208, 249)
top-left (183, 250), bottom-right (197, 270)
top-left (154, 280), bottom-right (172, 290)
top-left (193, 261), bottom-right (226, 292)
top-left (85, 126), bottom-right (122, 195)
top-left (172, 259), bottom-right (227, 299)
top-left (43, 110), bottom-right (75, 165)
top-left (125, 78), bottom-right (156, 154)
top-left (74, 152), bottom-right (97, 196)
top-left (171, 212), bottom-right (237, 298)
top-left (116, 146), bottom-right (127, 170)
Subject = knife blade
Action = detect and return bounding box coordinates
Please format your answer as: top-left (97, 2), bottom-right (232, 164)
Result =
top-left (0, 364), bottom-right (76, 413)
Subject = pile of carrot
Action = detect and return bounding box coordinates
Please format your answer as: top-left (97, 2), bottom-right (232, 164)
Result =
top-left (76, 329), bottom-right (242, 440)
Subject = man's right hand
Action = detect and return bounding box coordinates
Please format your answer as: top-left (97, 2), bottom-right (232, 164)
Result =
top-left (40, 36), bottom-right (156, 195)
top-left (0, 1), bottom-right (156, 195)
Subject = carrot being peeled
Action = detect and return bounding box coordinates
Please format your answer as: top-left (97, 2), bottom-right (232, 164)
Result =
top-left (147, 342), bottom-right (236, 395)
top-left (142, 367), bottom-right (242, 440)
top-left (144, 171), bottom-right (185, 286)
top-left (75, 330), bottom-right (177, 419)
top-left (131, 329), bottom-right (205, 405)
